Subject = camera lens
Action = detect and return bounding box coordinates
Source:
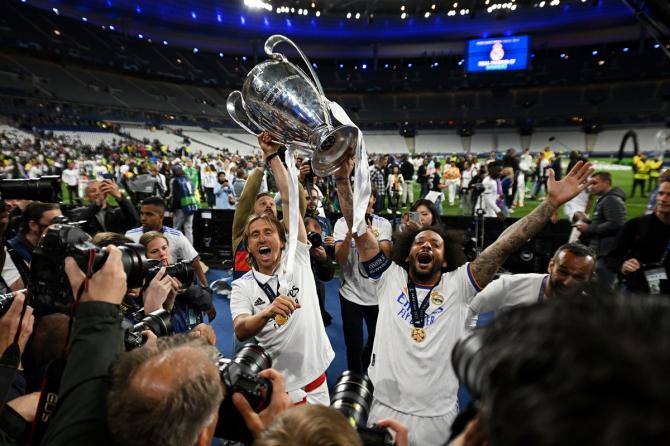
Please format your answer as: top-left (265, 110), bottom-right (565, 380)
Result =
top-left (135, 309), bottom-right (172, 337)
top-left (117, 243), bottom-right (156, 288)
top-left (233, 344), bottom-right (273, 375)
top-left (451, 330), bottom-right (485, 400)
top-left (0, 176), bottom-right (61, 202)
top-left (330, 371), bottom-right (374, 427)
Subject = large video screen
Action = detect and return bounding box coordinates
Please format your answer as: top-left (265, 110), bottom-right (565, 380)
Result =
top-left (466, 36), bottom-right (530, 73)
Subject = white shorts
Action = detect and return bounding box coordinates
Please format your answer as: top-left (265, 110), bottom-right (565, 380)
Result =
top-left (288, 376), bottom-right (330, 406)
top-left (368, 398), bottom-right (458, 446)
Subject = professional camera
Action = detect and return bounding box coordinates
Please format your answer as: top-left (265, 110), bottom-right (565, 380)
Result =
top-left (330, 371), bottom-right (394, 446)
top-left (215, 344), bottom-right (273, 444)
top-left (0, 176), bottom-right (61, 202)
top-left (124, 309), bottom-right (172, 350)
top-left (0, 289), bottom-right (27, 317)
top-left (307, 231), bottom-right (323, 248)
top-left (28, 223), bottom-right (158, 315)
top-left (145, 260), bottom-right (195, 285)
top-left (451, 329), bottom-right (486, 402)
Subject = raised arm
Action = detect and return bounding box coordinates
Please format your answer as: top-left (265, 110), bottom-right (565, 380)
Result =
top-left (258, 133), bottom-right (307, 244)
top-left (333, 158), bottom-right (380, 263)
top-left (470, 161), bottom-right (593, 289)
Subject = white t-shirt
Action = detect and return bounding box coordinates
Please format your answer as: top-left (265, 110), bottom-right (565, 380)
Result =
top-left (333, 215), bottom-right (392, 306)
top-left (367, 261), bottom-right (481, 416)
top-left (478, 176), bottom-right (500, 217)
top-left (61, 168), bottom-right (79, 186)
top-left (230, 242), bottom-right (334, 392)
top-left (1, 248), bottom-right (20, 292)
top-left (125, 226), bottom-right (199, 263)
top-left (466, 273), bottom-right (547, 329)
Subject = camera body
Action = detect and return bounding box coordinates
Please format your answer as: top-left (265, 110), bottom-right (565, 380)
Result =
top-left (307, 231), bottom-right (323, 248)
top-left (124, 309), bottom-right (173, 350)
top-left (215, 344), bottom-right (273, 443)
top-left (28, 223), bottom-right (157, 316)
top-left (145, 260), bottom-right (195, 286)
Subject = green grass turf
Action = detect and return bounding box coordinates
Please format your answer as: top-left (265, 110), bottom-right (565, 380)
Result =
top-left (399, 158), bottom-right (650, 219)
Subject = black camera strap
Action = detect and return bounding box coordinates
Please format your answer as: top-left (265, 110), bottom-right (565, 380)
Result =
top-left (4, 242), bottom-right (30, 286)
top-left (407, 279), bottom-right (440, 328)
top-left (253, 272), bottom-right (279, 303)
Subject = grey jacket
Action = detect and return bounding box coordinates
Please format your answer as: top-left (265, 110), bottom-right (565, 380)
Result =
top-left (584, 187), bottom-right (627, 256)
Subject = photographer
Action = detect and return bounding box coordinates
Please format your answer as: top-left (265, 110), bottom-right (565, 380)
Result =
top-left (6, 202), bottom-right (62, 266)
top-left (304, 217), bottom-right (335, 326)
top-left (125, 196), bottom-right (208, 287)
top-left (139, 231), bottom-right (214, 332)
top-left (69, 179), bottom-right (139, 236)
top-left (39, 245), bottom-right (127, 446)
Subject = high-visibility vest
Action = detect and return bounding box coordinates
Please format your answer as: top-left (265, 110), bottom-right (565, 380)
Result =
top-left (648, 159), bottom-right (663, 178)
top-left (634, 159), bottom-right (650, 180)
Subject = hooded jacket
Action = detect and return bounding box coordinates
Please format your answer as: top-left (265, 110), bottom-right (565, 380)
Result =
top-left (584, 187), bottom-right (627, 256)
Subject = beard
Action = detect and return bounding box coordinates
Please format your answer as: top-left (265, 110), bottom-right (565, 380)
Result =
top-left (409, 258), bottom-right (443, 283)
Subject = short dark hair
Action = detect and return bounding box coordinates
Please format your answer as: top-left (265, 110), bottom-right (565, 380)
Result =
top-left (304, 216), bottom-right (322, 231)
top-left (141, 196), bottom-right (166, 210)
top-left (592, 171), bottom-right (612, 184)
top-left (255, 192), bottom-right (273, 202)
top-left (478, 297), bottom-right (670, 446)
top-left (552, 242), bottom-right (596, 262)
top-left (107, 335), bottom-right (223, 446)
top-left (20, 202), bottom-right (60, 234)
top-left (392, 224), bottom-right (466, 273)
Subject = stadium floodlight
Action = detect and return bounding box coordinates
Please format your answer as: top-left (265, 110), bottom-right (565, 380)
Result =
top-left (244, 0), bottom-right (273, 11)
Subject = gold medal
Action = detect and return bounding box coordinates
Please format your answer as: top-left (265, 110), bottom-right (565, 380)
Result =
top-left (430, 291), bottom-right (444, 306)
top-left (274, 314), bottom-right (289, 326)
top-left (411, 327), bottom-right (426, 343)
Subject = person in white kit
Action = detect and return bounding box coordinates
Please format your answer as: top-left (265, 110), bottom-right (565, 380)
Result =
top-left (477, 161), bottom-right (503, 218)
top-left (466, 242), bottom-right (596, 328)
top-left (230, 133), bottom-right (334, 405)
top-left (332, 156), bottom-right (593, 446)
top-left (334, 188), bottom-right (392, 374)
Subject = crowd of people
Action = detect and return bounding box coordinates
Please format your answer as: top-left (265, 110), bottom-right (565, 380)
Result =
top-left (0, 125), bottom-right (668, 446)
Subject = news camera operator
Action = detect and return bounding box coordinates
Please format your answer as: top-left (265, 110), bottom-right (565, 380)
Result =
top-left (0, 291), bottom-right (37, 446)
top-left (138, 231), bottom-right (215, 332)
top-left (39, 245), bottom-right (292, 446)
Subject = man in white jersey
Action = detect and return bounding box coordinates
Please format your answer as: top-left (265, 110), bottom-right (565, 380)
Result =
top-left (332, 156), bottom-right (593, 446)
top-left (230, 133), bottom-right (334, 405)
top-left (334, 188), bottom-right (392, 374)
top-left (125, 196), bottom-right (208, 287)
top-left (466, 242), bottom-right (596, 328)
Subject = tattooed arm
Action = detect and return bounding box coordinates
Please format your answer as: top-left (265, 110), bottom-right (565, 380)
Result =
top-left (333, 158), bottom-right (380, 263)
top-left (470, 161), bottom-right (593, 289)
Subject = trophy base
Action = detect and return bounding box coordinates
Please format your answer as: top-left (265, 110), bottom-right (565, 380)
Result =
top-left (311, 125), bottom-right (359, 177)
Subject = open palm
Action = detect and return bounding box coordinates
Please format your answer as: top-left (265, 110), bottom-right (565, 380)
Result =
top-left (546, 160), bottom-right (593, 207)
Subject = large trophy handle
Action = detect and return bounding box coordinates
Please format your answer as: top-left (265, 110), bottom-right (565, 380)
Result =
top-left (264, 34), bottom-right (333, 128)
top-left (226, 91), bottom-right (264, 136)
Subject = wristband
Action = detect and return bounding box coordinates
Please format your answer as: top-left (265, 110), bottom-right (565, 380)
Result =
top-left (334, 176), bottom-right (350, 182)
top-left (265, 152), bottom-right (279, 163)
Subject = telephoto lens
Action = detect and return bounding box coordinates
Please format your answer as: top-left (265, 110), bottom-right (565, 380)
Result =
top-left (0, 176), bottom-right (61, 202)
top-left (215, 344), bottom-right (273, 444)
top-left (451, 329), bottom-right (485, 402)
top-left (145, 260), bottom-right (195, 286)
top-left (330, 371), bottom-right (394, 446)
top-left (123, 309), bottom-right (172, 351)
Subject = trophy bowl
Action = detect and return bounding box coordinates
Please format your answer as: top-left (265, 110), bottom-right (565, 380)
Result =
top-left (226, 35), bottom-right (359, 177)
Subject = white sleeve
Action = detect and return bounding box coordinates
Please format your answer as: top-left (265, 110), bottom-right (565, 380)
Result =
top-left (466, 275), bottom-right (507, 327)
top-left (333, 218), bottom-right (349, 243)
top-left (377, 218), bottom-right (393, 242)
top-left (177, 235), bottom-right (199, 262)
top-left (230, 280), bottom-right (254, 320)
top-left (453, 262), bottom-right (484, 306)
top-left (1, 249), bottom-right (20, 288)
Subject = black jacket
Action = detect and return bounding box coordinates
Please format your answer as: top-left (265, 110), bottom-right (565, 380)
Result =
top-left (40, 302), bottom-right (123, 446)
top-left (584, 187), bottom-right (627, 256)
top-left (68, 197), bottom-right (139, 236)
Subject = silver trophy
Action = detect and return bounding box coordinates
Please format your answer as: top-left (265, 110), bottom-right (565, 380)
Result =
top-left (226, 35), bottom-right (359, 177)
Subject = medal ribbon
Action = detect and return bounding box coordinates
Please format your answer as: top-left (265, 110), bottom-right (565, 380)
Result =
top-left (407, 280), bottom-right (438, 328)
top-left (253, 272), bottom-right (279, 303)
